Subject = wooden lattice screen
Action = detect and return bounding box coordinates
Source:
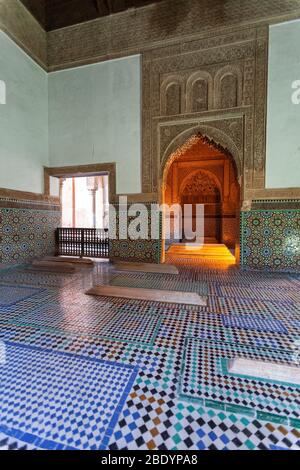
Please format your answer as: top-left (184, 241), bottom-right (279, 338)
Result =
top-left (55, 228), bottom-right (109, 258)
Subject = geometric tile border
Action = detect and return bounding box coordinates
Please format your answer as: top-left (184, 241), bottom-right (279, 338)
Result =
top-left (221, 314), bottom-right (288, 334)
top-left (0, 431), bottom-right (34, 450)
top-left (179, 337), bottom-right (300, 427)
top-left (190, 318), bottom-right (297, 352)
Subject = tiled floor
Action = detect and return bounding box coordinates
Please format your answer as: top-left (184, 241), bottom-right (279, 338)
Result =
top-left (0, 258), bottom-right (299, 450)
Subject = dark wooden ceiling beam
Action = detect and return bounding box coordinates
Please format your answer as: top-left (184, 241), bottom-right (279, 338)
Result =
top-left (22, 0), bottom-right (163, 30)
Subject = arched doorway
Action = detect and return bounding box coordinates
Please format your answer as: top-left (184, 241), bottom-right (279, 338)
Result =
top-left (161, 133), bottom-right (240, 263)
top-left (180, 169), bottom-right (222, 243)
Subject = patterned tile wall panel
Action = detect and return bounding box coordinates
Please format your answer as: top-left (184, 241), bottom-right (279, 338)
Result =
top-left (0, 206), bottom-right (61, 264)
top-left (240, 209), bottom-right (300, 272)
top-left (109, 239), bottom-right (161, 264)
top-left (109, 203), bottom-right (162, 264)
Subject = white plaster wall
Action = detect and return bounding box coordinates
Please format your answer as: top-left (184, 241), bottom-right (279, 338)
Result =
top-left (266, 20), bottom-right (300, 189)
top-left (48, 56), bottom-right (141, 195)
top-left (0, 31), bottom-right (48, 194)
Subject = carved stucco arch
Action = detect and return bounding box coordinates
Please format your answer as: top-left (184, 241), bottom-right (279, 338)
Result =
top-left (186, 71), bottom-right (213, 112)
top-left (179, 168), bottom-right (223, 201)
top-left (160, 125), bottom-right (242, 196)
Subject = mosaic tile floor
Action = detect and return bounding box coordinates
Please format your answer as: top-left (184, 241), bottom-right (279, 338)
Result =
top-left (0, 258), bottom-right (299, 450)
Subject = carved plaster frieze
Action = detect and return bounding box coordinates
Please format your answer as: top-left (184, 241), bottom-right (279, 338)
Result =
top-left (151, 42), bottom-right (256, 75)
top-left (141, 26), bottom-right (267, 204)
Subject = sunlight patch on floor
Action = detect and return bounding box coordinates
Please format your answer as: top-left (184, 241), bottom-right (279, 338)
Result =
top-left (166, 243), bottom-right (236, 263)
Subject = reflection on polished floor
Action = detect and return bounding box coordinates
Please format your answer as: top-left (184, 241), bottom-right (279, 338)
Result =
top-left (0, 258), bottom-right (299, 450)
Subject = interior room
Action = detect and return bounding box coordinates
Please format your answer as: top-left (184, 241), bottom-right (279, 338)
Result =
top-left (0, 0), bottom-right (299, 453)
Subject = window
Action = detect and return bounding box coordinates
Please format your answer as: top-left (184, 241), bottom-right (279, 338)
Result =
top-left (61, 175), bottom-right (109, 228)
